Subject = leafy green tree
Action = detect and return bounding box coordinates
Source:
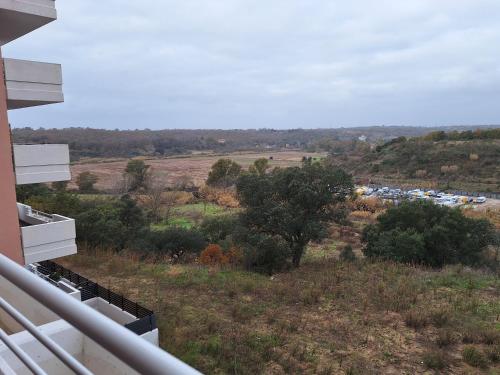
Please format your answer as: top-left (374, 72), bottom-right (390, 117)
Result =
top-left (26, 192), bottom-right (81, 218)
top-left (76, 171), bottom-right (99, 193)
top-left (76, 205), bottom-right (127, 249)
top-left (76, 195), bottom-right (148, 249)
top-left (16, 184), bottom-right (51, 203)
top-left (362, 200), bottom-right (495, 267)
top-left (117, 195), bottom-right (148, 236)
top-left (206, 159), bottom-right (242, 187)
top-left (125, 159), bottom-right (150, 191)
top-left (237, 162), bottom-right (353, 267)
top-left (248, 158), bottom-right (269, 176)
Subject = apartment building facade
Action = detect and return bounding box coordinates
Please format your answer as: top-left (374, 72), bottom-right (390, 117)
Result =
top-left (0, 2), bottom-right (199, 373)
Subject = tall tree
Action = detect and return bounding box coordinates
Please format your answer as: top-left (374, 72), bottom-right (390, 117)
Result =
top-left (248, 158), bottom-right (270, 176)
top-left (124, 159), bottom-right (150, 191)
top-left (206, 158), bottom-right (242, 188)
top-left (237, 162), bottom-right (353, 267)
top-left (76, 171), bottom-right (99, 193)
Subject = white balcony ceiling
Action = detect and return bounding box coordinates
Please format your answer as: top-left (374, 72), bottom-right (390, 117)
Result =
top-left (0, 0), bottom-right (56, 45)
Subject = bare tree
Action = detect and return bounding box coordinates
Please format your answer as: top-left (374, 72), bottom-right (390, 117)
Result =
top-left (144, 172), bottom-right (167, 223)
top-left (174, 174), bottom-right (195, 191)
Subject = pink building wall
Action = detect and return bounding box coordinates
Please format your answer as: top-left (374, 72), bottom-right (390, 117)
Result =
top-left (0, 48), bottom-right (24, 264)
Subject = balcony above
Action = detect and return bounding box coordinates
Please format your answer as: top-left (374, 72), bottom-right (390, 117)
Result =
top-left (17, 203), bottom-right (77, 264)
top-left (0, 0), bottom-right (56, 45)
top-left (3, 58), bottom-right (63, 109)
top-left (13, 144), bottom-right (71, 185)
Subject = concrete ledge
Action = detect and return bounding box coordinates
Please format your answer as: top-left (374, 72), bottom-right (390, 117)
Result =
top-left (13, 144), bottom-right (71, 184)
top-left (17, 203), bottom-right (77, 264)
top-left (0, 0), bottom-right (56, 45)
top-left (3, 58), bottom-right (63, 109)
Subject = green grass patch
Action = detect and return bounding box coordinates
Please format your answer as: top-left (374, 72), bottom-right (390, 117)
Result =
top-left (426, 269), bottom-right (498, 291)
top-left (174, 203), bottom-right (227, 216)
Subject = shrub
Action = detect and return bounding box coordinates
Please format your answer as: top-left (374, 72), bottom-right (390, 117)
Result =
top-left (362, 200), bottom-right (495, 267)
top-left (241, 234), bottom-right (290, 275)
top-left (76, 171), bottom-right (99, 193)
top-left (339, 245), bottom-right (356, 262)
top-left (200, 215), bottom-right (239, 243)
top-left (148, 227), bottom-right (206, 259)
top-left (422, 350), bottom-right (447, 370)
top-left (429, 307), bottom-right (452, 328)
top-left (485, 345), bottom-right (500, 363)
top-left (404, 310), bottom-right (428, 330)
top-left (436, 329), bottom-right (456, 347)
top-left (462, 346), bottom-right (488, 368)
top-left (200, 244), bottom-right (228, 266)
top-left (226, 246), bottom-right (244, 265)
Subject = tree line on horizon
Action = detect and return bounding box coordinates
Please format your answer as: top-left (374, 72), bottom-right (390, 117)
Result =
top-left (11, 125), bottom-right (496, 160)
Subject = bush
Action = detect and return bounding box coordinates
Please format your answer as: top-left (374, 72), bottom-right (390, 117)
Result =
top-left (422, 350), bottom-right (447, 370)
top-left (462, 346), bottom-right (488, 368)
top-left (436, 329), bottom-right (456, 347)
top-left (200, 244), bottom-right (228, 266)
top-left (404, 310), bottom-right (428, 330)
top-left (148, 227), bottom-right (206, 259)
top-left (200, 215), bottom-right (240, 243)
top-left (485, 345), bottom-right (500, 363)
top-left (362, 200), bottom-right (495, 267)
top-left (339, 245), bottom-right (356, 262)
top-left (242, 234), bottom-right (290, 275)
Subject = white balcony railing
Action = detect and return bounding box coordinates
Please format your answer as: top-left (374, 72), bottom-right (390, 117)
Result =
top-left (17, 203), bottom-right (77, 264)
top-left (0, 254), bottom-right (201, 374)
top-left (3, 58), bottom-right (63, 109)
top-left (13, 144), bottom-right (71, 185)
top-left (0, 0), bottom-right (57, 45)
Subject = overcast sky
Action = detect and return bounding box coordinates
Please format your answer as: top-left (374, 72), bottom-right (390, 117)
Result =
top-left (4, 0), bottom-right (500, 130)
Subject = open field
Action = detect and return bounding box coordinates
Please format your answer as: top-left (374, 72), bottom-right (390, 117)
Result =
top-left (59, 249), bottom-right (499, 375)
top-left (70, 151), bottom-right (326, 191)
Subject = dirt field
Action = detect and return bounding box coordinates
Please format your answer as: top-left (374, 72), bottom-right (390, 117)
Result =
top-left (70, 151), bottom-right (326, 191)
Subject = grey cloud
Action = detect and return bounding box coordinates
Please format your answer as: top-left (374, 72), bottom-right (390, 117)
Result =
top-left (4, 0), bottom-right (500, 129)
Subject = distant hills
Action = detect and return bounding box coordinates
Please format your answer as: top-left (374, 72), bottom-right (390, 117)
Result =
top-left (327, 128), bottom-right (500, 192)
top-left (11, 125), bottom-right (499, 160)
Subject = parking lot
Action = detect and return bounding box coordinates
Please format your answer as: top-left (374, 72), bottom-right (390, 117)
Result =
top-left (356, 186), bottom-right (489, 207)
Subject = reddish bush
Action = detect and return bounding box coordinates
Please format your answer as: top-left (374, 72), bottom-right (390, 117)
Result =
top-left (200, 244), bottom-right (228, 266)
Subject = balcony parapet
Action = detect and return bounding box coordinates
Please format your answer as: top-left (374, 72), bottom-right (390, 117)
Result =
top-left (17, 203), bottom-right (77, 264)
top-left (13, 144), bottom-right (71, 184)
top-left (3, 58), bottom-right (63, 109)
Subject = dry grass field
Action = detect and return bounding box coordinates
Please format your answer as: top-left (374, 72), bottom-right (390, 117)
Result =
top-left (60, 249), bottom-right (499, 375)
top-left (70, 151), bottom-right (326, 191)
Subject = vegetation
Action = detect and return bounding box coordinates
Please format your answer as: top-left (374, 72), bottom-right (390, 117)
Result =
top-left (327, 129), bottom-right (500, 192)
top-left (206, 159), bottom-right (242, 187)
top-left (12, 126), bottom-right (493, 159)
top-left (363, 200), bottom-right (495, 267)
top-left (124, 159), bottom-right (150, 191)
top-left (237, 161), bottom-right (353, 267)
top-left (59, 252), bottom-right (500, 374)
top-left (76, 171), bottom-right (99, 193)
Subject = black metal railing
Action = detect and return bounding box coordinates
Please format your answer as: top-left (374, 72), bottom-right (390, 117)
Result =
top-left (37, 261), bottom-right (157, 336)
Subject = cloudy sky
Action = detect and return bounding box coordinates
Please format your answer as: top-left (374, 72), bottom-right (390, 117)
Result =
top-left (5, 0), bottom-right (500, 129)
